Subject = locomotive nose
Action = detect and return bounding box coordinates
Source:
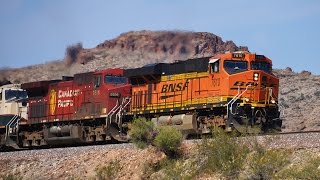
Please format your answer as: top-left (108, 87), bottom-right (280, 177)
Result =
top-left (249, 70), bottom-right (278, 104)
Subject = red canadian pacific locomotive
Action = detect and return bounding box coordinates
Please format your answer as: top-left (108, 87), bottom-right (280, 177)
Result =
top-left (0, 51), bottom-right (281, 149)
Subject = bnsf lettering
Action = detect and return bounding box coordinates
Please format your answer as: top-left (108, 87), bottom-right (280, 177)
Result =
top-left (233, 81), bottom-right (258, 87)
top-left (161, 81), bottom-right (189, 93)
top-left (233, 81), bottom-right (245, 87)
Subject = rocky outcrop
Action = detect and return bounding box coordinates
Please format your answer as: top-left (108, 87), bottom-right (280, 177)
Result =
top-left (96, 31), bottom-right (247, 58)
top-left (68, 31), bottom-right (248, 73)
top-left (274, 69), bottom-right (320, 131)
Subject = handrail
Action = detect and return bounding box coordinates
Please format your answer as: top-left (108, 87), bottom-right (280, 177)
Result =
top-left (116, 97), bottom-right (131, 129)
top-left (105, 100), bottom-right (119, 127)
top-left (105, 97), bottom-right (131, 129)
top-left (5, 115), bottom-right (19, 141)
top-left (226, 86), bottom-right (240, 118)
top-left (227, 85), bottom-right (251, 117)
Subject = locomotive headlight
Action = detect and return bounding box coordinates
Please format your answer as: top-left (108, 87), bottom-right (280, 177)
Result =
top-left (245, 98), bottom-right (250, 102)
top-left (253, 73), bottom-right (259, 81)
top-left (271, 99), bottom-right (276, 104)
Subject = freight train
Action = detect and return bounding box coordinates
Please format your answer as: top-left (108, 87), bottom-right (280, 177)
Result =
top-left (0, 51), bottom-right (281, 150)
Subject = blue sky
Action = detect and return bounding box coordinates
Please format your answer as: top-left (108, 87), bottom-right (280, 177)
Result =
top-left (1, 0), bottom-right (320, 74)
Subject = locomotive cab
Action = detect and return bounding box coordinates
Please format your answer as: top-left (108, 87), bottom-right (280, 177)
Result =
top-left (0, 84), bottom-right (28, 126)
top-left (91, 69), bottom-right (131, 118)
top-left (0, 84), bottom-right (28, 148)
top-left (209, 52), bottom-right (279, 105)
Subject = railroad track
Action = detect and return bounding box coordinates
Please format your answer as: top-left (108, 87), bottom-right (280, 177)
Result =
top-left (264, 130), bottom-right (320, 136)
top-left (2, 130), bottom-right (320, 152)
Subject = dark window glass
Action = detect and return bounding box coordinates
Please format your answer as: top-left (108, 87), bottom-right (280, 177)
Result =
top-left (224, 60), bottom-right (248, 74)
top-left (77, 77), bottom-right (82, 85)
top-left (5, 90), bottom-right (27, 101)
top-left (94, 76), bottom-right (101, 88)
top-left (104, 76), bottom-right (127, 84)
top-left (251, 62), bottom-right (272, 73)
top-left (210, 60), bottom-right (220, 73)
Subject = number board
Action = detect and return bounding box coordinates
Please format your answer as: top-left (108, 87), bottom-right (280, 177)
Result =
top-left (255, 55), bottom-right (266, 60)
top-left (232, 53), bottom-right (244, 58)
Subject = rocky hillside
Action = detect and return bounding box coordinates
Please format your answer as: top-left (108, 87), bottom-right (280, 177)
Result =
top-left (0, 30), bottom-right (319, 132)
top-left (274, 68), bottom-right (320, 132)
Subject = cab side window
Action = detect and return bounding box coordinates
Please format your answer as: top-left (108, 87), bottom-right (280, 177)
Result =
top-left (210, 60), bottom-right (220, 73)
top-left (94, 76), bottom-right (101, 88)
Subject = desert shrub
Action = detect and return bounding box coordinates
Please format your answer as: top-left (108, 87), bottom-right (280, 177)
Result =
top-left (129, 118), bottom-right (155, 149)
top-left (277, 157), bottom-right (320, 179)
top-left (143, 157), bottom-right (196, 180)
top-left (161, 158), bottom-right (196, 180)
top-left (197, 128), bottom-right (249, 178)
top-left (246, 145), bottom-right (290, 179)
top-left (154, 126), bottom-right (183, 158)
top-left (95, 160), bottom-right (121, 180)
top-left (0, 174), bottom-right (22, 180)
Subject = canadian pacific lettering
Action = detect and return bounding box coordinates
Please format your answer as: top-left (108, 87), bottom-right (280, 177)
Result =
top-left (58, 99), bottom-right (73, 107)
top-left (58, 89), bottom-right (80, 98)
top-left (57, 89), bottom-right (80, 108)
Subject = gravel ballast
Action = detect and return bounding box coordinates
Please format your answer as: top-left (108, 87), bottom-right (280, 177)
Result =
top-left (1, 132), bottom-right (320, 179)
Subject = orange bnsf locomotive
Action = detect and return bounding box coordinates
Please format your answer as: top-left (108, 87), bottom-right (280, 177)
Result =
top-left (0, 51), bottom-right (281, 149)
top-left (125, 51), bottom-right (280, 135)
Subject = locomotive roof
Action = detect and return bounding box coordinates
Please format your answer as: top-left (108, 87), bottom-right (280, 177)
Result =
top-left (124, 56), bottom-right (211, 78)
top-left (21, 80), bottom-right (61, 90)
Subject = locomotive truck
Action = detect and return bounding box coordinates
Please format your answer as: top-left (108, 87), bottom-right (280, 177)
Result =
top-left (0, 51), bottom-right (281, 150)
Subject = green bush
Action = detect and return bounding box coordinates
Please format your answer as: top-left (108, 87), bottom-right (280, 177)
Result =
top-left (161, 158), bottom-right (196, 180)
top-left (143, 157), bottom-right (197, 180)
top-left (197, 128), bottom-right (249, 178)
top-left (247, 148), bottom-right (290, 179)
top-left (277, 157), bottom-right (320, 179)
top-left (129, 118), bottom-right (155, 149)
top-left (154, 126), bottom-right (183, 157)
top-left (95, 160), bottom-right (121, 180)
top-left (0, 174), bottom-right (22, 180)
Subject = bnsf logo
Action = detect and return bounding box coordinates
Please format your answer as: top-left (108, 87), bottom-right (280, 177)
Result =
top-left (161, 81), bottom-right (189, 93)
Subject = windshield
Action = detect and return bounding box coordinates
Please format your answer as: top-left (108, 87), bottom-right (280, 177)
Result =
top-left (5, 90), bottom-right (28, 101)
top-left (251, 62), bottom-right (271, 73)
top-left (104, 76), bottom-right (127, 84)
top-left (224, 60), bottom-right (248, 74)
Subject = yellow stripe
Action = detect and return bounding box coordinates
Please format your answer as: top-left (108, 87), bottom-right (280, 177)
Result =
top-left (130, 96), bottom-right (231, 112)
top-left (161, 72), bottom-right (208, 81)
